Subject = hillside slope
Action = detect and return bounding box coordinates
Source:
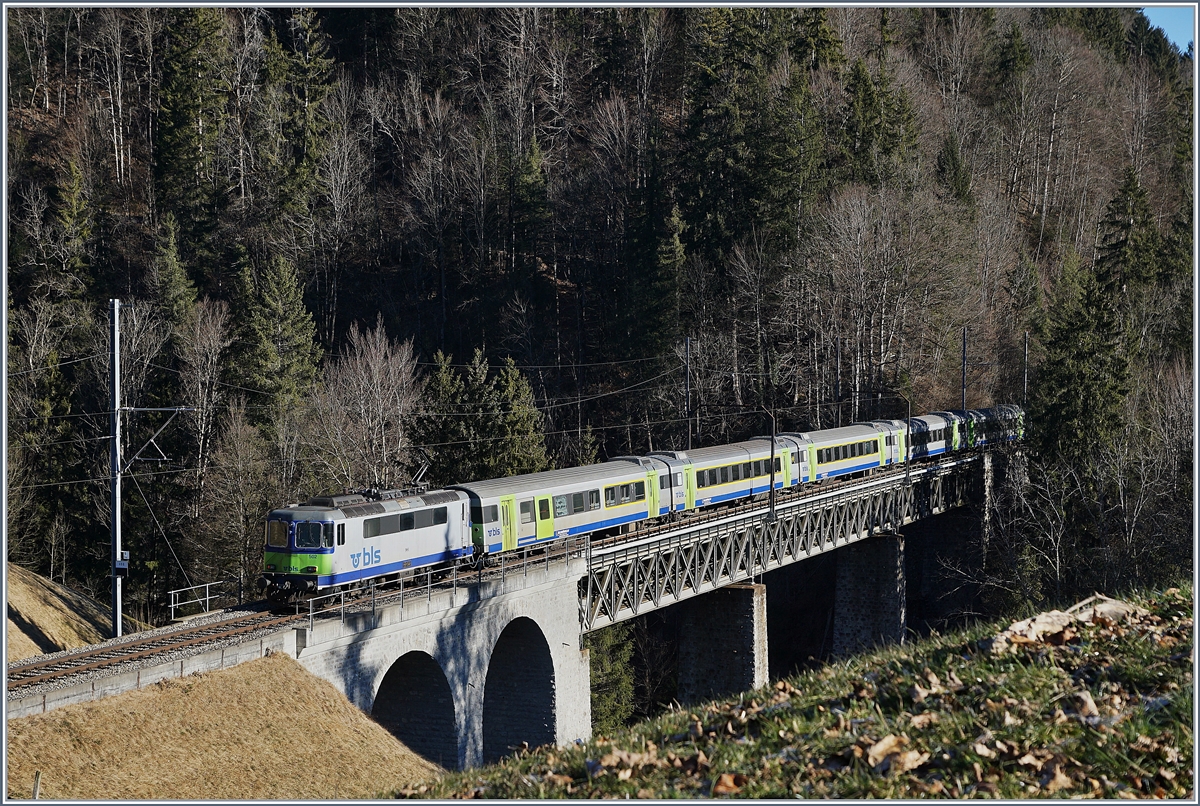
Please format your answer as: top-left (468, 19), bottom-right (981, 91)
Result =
top-left (5, 652), bottom-right (442, 799)
top-left (404, 585), bottom-right (1192, 799)
top-left (5, 564), bottom-right (142, 662)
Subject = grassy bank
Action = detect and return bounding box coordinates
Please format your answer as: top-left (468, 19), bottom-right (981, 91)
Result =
top-left (397, 583), bottom-right (1192, 799)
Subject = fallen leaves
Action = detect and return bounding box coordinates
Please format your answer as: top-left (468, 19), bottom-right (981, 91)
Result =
top-left (711, 773), bottom-right (748, 795)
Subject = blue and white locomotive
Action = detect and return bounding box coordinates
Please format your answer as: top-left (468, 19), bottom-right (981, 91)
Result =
top-left (258, 405), bottom-right (1022, 600)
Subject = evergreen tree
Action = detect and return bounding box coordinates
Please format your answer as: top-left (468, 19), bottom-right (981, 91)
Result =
top-left (418, 350), bottom-right (550, 484)
top-left (1029, 251), bottom-right (1128, 464)
top-left (48, 161), bottom-right (93, 297)
top-left (229, 251), bottom-right (320, 427)
top-left (488, 357), bottom-right (550, 479)
top-left (152, 214), bottom-right (197, 336)
top-left (419, 351), bottom-right (473, 486)
top-left (1095, 166), bottom-right (1162, 293)
top-left (936, 132), bottom-right (973, 204)
top-left (585, 621), bottom-right (635, 735)
top-left (679, 8), bottom-right (822, 268)
top-left (259, 8), bottom-right (334, 221)
top-left (839, 58), bottom-right (916, 185)
top-left (155, 8), bottom-right (229, 281)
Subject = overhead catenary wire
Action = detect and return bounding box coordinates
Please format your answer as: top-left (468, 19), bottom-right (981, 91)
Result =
top-left (8, 352), bottom-right (106, 376)
top-left (128, 471), bottom-right (192, 590)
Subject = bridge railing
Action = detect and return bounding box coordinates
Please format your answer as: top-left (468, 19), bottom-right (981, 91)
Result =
top-left (580, 455), bottom-right (982, 630)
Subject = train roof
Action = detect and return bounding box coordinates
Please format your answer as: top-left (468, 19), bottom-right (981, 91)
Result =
top-left (782, 423), bottom-right (882, 445)
top-left (686, 436), bottom-right (805, 464)
top-left (449, 459), bottom-right (646, 498)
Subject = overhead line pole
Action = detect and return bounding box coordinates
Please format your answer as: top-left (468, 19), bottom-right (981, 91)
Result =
top-left (1023, 331), bottom-right (1029, 410)
top-left (961, 326), bottom-right (967, 412)
top-left (110, 299), bottom-right (123, 639)
top-left (685, 336), bottom-right (692, 452)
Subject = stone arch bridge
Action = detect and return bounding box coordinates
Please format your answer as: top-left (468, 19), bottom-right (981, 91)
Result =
top-left (288, 453), bottom-right (997, 770)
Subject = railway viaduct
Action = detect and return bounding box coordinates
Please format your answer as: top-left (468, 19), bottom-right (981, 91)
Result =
top-left (288, 452), bottom-right (1000, 769)
top-left (8, 452), bottom-right (1006, 771)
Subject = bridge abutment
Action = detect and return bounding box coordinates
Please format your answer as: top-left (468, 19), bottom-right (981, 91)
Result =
top-left (832, 534), bottom-right (906, 656)
top-left (676, 583), bottom-right (768, 704)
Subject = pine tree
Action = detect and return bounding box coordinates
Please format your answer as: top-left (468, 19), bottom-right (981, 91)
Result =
top-left (489, 357), bottom-right (550, 479)
top-left (1030, 251), bottom-right (1128, 464)
top-left (230, 252), bottom-right (320, 426)
top-left (936, 132), bottom-right (973, 204)
top-left (259, 8), bottom-right (334, 221)
top-left (418, 351), bottom-right (473, 486)
top-left (155, 8), bottom-right (229, 281)
top-left (152, 213), bottom-right (197, 335)
top-left (1095, 166), bottom-right (1162, 293)
top-left (585, 621), bottom-right (635, 735)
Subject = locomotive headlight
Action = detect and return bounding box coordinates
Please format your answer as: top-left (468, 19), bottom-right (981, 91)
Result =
top-left (266, 564), bottom-right (276, 571)
top-left (302, 565), bottom-right (317, 574)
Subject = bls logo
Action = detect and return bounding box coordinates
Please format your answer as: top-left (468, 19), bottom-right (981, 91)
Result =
top-left (350, 547), bottom-right (381, 569)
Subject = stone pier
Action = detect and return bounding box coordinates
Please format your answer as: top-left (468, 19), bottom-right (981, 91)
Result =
top-left (832, 534), bottom-right (906, 656)
top-left (676, 583), bottom-right (768, 703)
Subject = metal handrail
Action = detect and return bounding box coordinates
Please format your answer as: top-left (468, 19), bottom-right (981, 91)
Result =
top-left (168, 579), bottom-right (239, 621)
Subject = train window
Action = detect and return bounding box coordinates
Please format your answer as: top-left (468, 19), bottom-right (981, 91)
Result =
top-left (606, 486), bottom-right (619, 504)
top-left (554, 495), bottom-right (569, 517)
top-left (572, 492), bottom-right (585, 513)
top-left (673, 473), bottom-right (682, 487)
top-left (539, 499), bottom-right (551, 520)
top-left (634, 481), bottom-right (645, 501)
top-left (774, 457), bottom-right (781, 473)
top-left (731, 464), bottom-right (741, 482)
top-left (322, 523), bottom-right (335, 548)
top-left (520, 500), bottom-right (534, 523)
top-left (414, 509), bottom-right (437, 529)
top-left (743, 462), bottom-right (751, 478)
top-left (660, 474), bottom-right (670, 490)
top-left (719, 466), bottom-right (729, 484)
top-left (267, 521), bottom-right (288, 548)
top-left (296, 522), bottom-right (323, 549)
top-left (589, 490), bottom-right (601, 510)
top-left (337, 523), bottom-right (345, 546)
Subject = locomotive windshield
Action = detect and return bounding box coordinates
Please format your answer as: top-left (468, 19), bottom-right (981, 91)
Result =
top-left (295, 522), bottom-right (324, 549)
top-left (266, 520), bottom-right (288, 548)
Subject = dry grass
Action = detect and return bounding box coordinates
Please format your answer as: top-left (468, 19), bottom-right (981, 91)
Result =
top-left (6, 564), bottom-right (143, 661)
top-left (6, 652), bottom-right (443, 799)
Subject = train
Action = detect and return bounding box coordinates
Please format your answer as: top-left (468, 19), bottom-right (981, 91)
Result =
top-left (257, 405), bottom-right (1023, 601)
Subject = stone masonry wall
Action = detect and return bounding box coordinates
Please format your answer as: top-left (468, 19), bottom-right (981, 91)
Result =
top-left (832, 534), bottom-right (906, 657)
top-left (676, 583), bottom-right (768, 704)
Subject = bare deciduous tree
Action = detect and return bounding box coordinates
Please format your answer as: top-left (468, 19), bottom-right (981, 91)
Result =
top-left (304, 315), bottom-right (423, 491)
top-left (176, 297), bottom-right (233, 503)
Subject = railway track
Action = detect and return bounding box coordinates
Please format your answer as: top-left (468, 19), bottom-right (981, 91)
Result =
top-left (5, 609), bottom-right (299, 692)
top-left (6, 461), bottom-right (952, 695)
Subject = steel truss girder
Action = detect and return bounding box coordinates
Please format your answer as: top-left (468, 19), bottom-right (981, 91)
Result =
top-left (580, 457), bottom-right (978, 631)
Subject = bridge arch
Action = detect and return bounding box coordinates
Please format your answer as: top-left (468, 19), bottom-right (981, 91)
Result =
top-left (482, 616), bottom-right (555, 763)
top-left (372, 651), bottom-right (458, 769)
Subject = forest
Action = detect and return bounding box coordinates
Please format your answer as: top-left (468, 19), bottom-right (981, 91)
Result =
top-left (5, 7), bottom-right (1192, 644)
